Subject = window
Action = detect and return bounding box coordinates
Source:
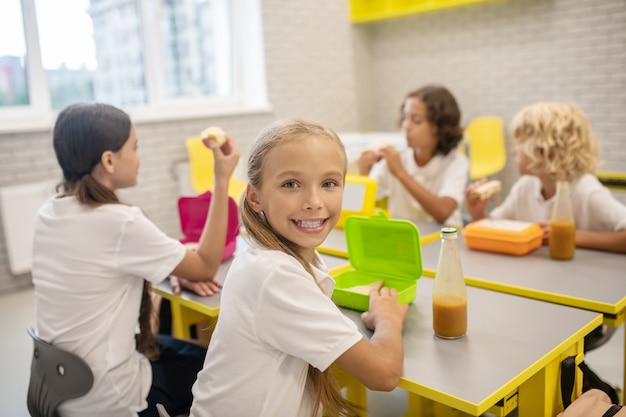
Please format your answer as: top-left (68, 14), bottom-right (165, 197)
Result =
top-left (0, 1), bottom-right (30, 107)
top-left (0, 0), bottom-right (267, 131)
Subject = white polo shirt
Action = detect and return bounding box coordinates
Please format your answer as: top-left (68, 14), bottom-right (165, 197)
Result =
top-left (371, 148), bottom-right (469, 227)
top-left (190, 248), bottom-right (362, 417)
top-left (490, 174), bottom-right (626, 231)
top-left (32, 196), bottom-right (186, 417)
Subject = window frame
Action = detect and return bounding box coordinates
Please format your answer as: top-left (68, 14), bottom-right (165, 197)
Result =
top-left (0, 0), bottom-right (269, 133)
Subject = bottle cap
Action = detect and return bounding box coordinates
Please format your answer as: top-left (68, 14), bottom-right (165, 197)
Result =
top-left (440, 227), bottom-right (458, 238)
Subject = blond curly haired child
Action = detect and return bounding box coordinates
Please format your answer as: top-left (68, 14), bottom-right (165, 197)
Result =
top-left (466, 102), bottom-right (626, 254)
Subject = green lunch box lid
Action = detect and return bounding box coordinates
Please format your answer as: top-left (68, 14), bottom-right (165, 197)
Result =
top-left (344, 212), bottom-right (422, 280)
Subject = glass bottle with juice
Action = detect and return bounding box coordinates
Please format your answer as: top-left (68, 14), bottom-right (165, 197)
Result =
top-left (432, 227), bottom-right (467, 339)
top-left (549, 181), bottom-right (575, 260)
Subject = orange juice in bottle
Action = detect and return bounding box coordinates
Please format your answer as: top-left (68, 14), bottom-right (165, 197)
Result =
top-left (549, 221), bottom-right (575, 260)
top-left (432, 228), bottom-right (467, 339)
top-left (549, 181), bottom-right (575, 260)
top-left (433, 294), bottom-right (467, 338)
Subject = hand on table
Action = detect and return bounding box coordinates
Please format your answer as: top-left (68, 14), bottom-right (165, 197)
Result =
top-left (169, 275), bottom-right (222, 297)
top-left (361, 287), bottom-right (409, 332)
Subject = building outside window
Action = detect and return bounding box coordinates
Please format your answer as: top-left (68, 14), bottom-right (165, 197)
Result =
top-left (0, 0), bottom-right (264, 130)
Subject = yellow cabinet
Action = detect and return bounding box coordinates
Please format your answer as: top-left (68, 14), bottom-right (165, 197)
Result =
top-left (350, 0), bottom-right (504, 23)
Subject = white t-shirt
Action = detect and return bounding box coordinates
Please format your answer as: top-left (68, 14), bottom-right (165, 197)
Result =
top-left (32, 196), bottom-right (186, 417)
top-left (490, 174), bottom-right (626, 231)
top-left (190, 248), bottom-right (362, 417)
top-left (371, 148), bottom-right (469, 227)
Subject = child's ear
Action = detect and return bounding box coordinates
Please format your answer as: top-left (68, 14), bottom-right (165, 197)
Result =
top-left (100, 151), bottom-right (115, 174)
top-left (245, 184), bottom-right (263, 213)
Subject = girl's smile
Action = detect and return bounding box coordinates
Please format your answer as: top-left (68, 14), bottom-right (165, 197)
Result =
top-left (292, 217), bottom-right (329, 232)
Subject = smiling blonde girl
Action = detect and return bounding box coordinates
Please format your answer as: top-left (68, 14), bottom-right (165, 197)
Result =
top-left (190, 119), bottom-right (408, 417)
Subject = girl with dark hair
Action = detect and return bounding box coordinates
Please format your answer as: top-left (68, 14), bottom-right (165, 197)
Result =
top-left (357, 84), bottom-right (469, 226)
top-left (32, 102), bottom-right (240, 417)
top-left (190, 119), bottom-right (408, 417)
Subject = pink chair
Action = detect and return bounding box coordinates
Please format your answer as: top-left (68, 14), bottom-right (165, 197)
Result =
top-left (178, 191), bottom-right (239, 261)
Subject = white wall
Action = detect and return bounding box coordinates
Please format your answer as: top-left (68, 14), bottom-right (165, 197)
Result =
top-left (0, 0), bottom-right (624, 292)
top-left (357, 0), bottom-right (626, 192)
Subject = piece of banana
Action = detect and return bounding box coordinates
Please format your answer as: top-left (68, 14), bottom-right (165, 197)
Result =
top-left (200, 126), bottom-right (226, 145)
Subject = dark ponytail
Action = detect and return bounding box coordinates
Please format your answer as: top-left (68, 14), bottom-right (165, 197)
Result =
top-left (53, 103), bottom-right (159, 360)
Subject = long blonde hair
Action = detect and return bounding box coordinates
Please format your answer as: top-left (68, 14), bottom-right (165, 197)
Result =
top-left (241, 119), bottom-right (358, 417)
top-left (510, 102), bottom-right (600, 182)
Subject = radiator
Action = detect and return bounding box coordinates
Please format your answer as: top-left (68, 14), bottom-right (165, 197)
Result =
top-left (0, 181), bottom-right (57, 275)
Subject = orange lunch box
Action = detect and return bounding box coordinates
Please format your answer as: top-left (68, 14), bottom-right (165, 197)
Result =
top-left (462, 218), bottom-right (543, 256)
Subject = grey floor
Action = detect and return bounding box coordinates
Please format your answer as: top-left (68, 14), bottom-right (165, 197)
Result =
top-left (2, 286), bottom-right (622, 417)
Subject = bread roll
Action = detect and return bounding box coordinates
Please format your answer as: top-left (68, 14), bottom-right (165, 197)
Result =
top-left (470, 180), bottom-right (501, 200)
top-left (200, 126), bottom-right (226, 146)
top-left (346, 279), bottom-right (385, 295)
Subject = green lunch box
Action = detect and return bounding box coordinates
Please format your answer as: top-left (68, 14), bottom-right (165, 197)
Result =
top-left (331, 212), bottom-right (423, 311)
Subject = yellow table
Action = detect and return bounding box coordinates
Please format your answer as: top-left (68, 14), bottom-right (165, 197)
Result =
top-left (152, 257), bottom-right (230, 339)
top-left (419, 237), bottom-right (626, 392)
top-left (596, 170), bottom-right (626, 191)
top-left (154, 257), bottom-right (601, 417)
top-left (152, 252), bottom-right (352, 339)
top-left (337, 277), bottom-right (602, 417)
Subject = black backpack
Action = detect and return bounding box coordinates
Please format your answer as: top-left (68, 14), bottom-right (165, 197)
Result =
top-left (561, 355), bottom-right (619, 408)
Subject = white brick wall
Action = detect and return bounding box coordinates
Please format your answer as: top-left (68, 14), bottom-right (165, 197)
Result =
top-left (359, 0), bottom-right (626, 191)
top-left (260, 0), bottom-right (362, 132)
top-left (0, 0), bottom-right (625, 291)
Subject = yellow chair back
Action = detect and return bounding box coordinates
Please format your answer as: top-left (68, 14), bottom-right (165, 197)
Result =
top-left (336, 174), bottom-right (378, 228)
top-left (186, 137), bottom-right (248, 203)
top-left (464, 116), bottom-right (507, 179)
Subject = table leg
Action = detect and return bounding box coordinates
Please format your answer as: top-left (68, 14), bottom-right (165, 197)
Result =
top-left (405, 392), bottom-right (428, 416)
top-left (332, 365), bottom-right (367, 417)
top-left (432, 401), bottom-right (473, 417)
top-left (168, 301), bottom-right (217, 340)
top-left (405, 394), bottom-right (473, 417)
top-left (169, 299), bottom-right (190, 339)
top-left (518, 341), bottom-right (583, 417)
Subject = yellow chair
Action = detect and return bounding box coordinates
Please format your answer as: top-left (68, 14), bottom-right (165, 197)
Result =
top-left (336, 174), bottom-right (378, 229)
top-left (464, 116), bottom-right (507, 180)
top-left (186, 137), bottom-right (248, 203)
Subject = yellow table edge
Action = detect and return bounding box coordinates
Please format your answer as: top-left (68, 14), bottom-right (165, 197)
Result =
top-left (421, 269), bottom-right (626, 317)
top-left (152, 284), bottom-right (220, 317)
top-left (397, 313), bottom-right (603, 415)
top-left (596, 171), bottom-right (626, 190)
top-left (317, 246), bottom-right (349, 258)
top-left (596, 171), bottom-right (626, 181)
top-left (152, 270), bottom-right (606, 415)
